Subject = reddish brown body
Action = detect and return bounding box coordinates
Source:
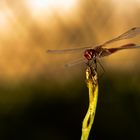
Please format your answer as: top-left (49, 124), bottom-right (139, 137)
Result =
top-left (84, 43), bottom-right (137, 61)
top-left (84, 49), bottom-right (96, 60)
top-left (84, 46), bottom-right (104, 60)
top-left (47, 27), bottom-right (140, 66)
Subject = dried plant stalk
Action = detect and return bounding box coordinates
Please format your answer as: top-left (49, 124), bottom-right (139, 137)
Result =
top-left (81, 67), bottom-right (98, 140)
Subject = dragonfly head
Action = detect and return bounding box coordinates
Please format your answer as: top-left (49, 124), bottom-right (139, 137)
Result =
top-left (84, 49), bottom-right (96, 60)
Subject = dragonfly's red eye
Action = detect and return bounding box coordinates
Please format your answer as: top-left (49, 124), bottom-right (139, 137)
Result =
top-left (84, 50), bottom-right (94, 60)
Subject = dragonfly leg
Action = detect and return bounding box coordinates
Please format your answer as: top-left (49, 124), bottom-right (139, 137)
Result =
top-left (86, 58), bottom-right (105, 80)
top-left (98, 50), bottom-right (103, 57)
top-left (95, 58), bottom-right (105, 79)
top-left (86, 66), bottom-right (98, 85)
top-left (85, 59), bottom-right (98, 79)
top-left (97, 58), bottom-right (105, 72)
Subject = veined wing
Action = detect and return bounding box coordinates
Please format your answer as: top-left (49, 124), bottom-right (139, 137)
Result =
top-left (99, 43), bottom-right (140, 57)
top-left (101, 27), bottom-right (140, 47)
top-left (47, 46), bottom-right (92, 54)
top-left (47, 27), bottom-right (140, 53)
top-left (64, 57), bottom-right (85, 67)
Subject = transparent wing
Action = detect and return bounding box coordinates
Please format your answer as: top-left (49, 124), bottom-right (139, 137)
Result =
top-left (64, 58), bottom-right (85, 67)
top-left (101, 27), bottom-right (140, 47)
top-left (47, 27), bottom-right (140, 53)
top-left (99, 43), bottom-right (140, 57)
top-left (47, 46), bottom-right (92, 54)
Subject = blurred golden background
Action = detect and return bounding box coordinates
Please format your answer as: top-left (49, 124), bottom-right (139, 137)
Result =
top-left (0, 0), bottom-right (140, 140)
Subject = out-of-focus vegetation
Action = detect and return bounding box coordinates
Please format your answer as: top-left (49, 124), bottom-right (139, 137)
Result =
top-left (0, 0), bottom-right (140, 140)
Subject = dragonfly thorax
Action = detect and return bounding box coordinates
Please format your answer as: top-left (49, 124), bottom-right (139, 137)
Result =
top-left (84, 49), bottom-right (96, 60)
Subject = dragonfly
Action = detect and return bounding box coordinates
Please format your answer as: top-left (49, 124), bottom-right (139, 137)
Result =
top-left (47, 27), bottom-right (140, 73)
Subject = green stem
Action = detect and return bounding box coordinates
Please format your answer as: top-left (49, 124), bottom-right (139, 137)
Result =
top-left (81, 67), bottom-right (98, 140)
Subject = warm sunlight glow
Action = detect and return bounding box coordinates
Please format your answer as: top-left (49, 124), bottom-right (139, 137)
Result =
top-left (111, 0), bottom-right (140, 9)
top-left (26, 0), bottom-right (78, 16)
top-left (0, 12), bottom-right (9, 32)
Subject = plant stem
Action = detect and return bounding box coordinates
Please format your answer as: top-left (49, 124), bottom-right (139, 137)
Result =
top-left (81, 67), bottom-right (98, 140)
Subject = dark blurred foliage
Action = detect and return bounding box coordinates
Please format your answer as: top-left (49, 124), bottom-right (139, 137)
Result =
top-left (0, 0), bottom-right (140, 140)
top-left (0, 72), bottom-right (140, 140)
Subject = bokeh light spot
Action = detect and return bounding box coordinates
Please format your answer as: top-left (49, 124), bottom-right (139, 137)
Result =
top-left (26, 0), bottom-right (78, 16)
